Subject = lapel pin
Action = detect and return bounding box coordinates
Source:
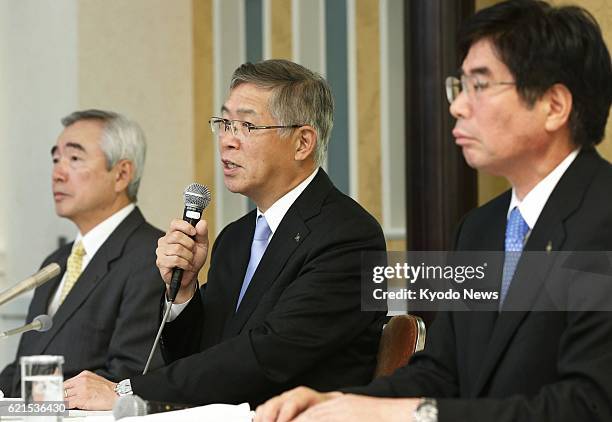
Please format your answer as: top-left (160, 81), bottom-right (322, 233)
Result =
top-left (545, 241), bottom-right (552, 254)
top-left (294, 233), bottom-right (301, 243)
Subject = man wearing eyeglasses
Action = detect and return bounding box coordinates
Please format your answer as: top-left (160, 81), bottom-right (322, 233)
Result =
top-left (62, 59), bottom-right (386, 410)
top-left (255, 1), bottom-right (612, 421)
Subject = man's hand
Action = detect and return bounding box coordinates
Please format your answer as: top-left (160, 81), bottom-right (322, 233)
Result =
top-left (255, 387), bottom-right (420, 422)
top-left (293, 395), bottom-right (420, 422)
top-left (63, 371), bottom-right (118, 410)
top-left (255, 386), bottom-right (340, 422)
top-left (156, 219), bottom-right (209, 303)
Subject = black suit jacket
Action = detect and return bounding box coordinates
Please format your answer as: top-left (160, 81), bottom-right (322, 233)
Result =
top-left (0, 207), bottom-right (165, 397)
top-left (131, 169), bottom-right (387, 406)
top-left (348, 149), bottom-right (612, 421)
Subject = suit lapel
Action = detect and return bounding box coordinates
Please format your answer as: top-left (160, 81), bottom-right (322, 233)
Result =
top-left (459, 193), bottom-right (508, 396)
top-left (472, 149), bottom-right (601, 395)
top-left (225, 215), bottom-right (310, 335)
top-left (223, 170), bottom-right (332, 337)
top-left (31, 208), bottom-right (145, 353)
top-left (28, 248), bottom-right (70, 318)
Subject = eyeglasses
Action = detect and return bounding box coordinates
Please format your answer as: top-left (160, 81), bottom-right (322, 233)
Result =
top-left (445, 75), bottom-right (515, 104)
top-left (209, 117), bottom-right (305, 140)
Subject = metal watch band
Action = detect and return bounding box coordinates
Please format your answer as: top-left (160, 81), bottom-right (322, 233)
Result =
top-left (114, 379), bottom-right (133, 397)
top-left (413, 398), bottom-right (438, 422)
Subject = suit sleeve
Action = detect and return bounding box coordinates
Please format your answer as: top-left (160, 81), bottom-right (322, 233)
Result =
top-left (344, 311), bottom-right (612, 422)
top-left (130, 212), bottom-right (386, 405)
top-left (157, 225), bottom-right (230, 363)
top-left (159, 286), bottom-right (205, 363)
top-left (433, 310), bottom-right (612, 422)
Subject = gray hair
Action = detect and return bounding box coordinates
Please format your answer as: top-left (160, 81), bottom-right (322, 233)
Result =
top-left (61, 109), bottom-right (147, 202)
top-left (230, 59), bottom-right (334, 166)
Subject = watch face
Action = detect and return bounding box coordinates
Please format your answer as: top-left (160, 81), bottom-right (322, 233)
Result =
top-left (415, 399), bottom-right (438, 422)
top-left (115, 380), bottom-right (133, 396)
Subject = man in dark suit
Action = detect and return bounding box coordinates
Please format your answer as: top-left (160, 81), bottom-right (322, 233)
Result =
top-left (0, 110), bottom-right (164, 397)
top-left (63, 60), bottom-right (386, 410)
top-left (255, 1), bottom-right (612, 421)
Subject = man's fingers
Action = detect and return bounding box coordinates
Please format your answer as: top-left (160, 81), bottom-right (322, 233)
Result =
top-left (62, 372), bottom-right (117, 411)
top-left (255, 387), bottom-right (326, 422)
top-left (157, 254), bottom-right (196, 273)
top-left (168, 219), bottom-right (198, 236)
top-left (194, 220), bottom-right (209, 242)
top-left (159, 230), bottom-right (195, 251)
top-left (255, 396), bottom-right (282, 422)
top-left (158, 242), bottom-right (194, 263)
top-left (276, 400), bottom-right (302, 422)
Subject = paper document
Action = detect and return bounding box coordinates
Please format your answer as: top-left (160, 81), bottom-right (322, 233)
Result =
top-left (121, 402), bottom-right (253, 421)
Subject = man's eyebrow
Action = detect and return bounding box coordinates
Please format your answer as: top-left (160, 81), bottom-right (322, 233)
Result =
top-left (220, 105), bottom-right (257, 117)
top-left (236, 108), bottom-right (256, 116)
top-left (51, 142), bottom-right (87, 156)
top-left (460, 66), bottom-right (492, 77)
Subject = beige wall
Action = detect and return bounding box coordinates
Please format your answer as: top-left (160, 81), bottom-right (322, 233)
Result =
top-left (476, 0), bottom-right (612, 204)
top-left (78, 0), bottom-right (195, 231)
top-left (56, 0), bottom-right (612, 241)
top-left (356, 0), bottom-right (383, 223)
top-left (269, 0), bottom-right (292, 60)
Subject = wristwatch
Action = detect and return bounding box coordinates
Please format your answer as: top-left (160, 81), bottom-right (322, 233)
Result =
top-left (114, 379), bottom-right (133, 397)
top-left (413, 398), bottom-right (438, 422)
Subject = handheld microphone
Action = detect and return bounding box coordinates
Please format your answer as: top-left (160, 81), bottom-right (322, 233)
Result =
top-left (0, 314), bottom-right (52, 340)
top-left (142, 183), bottom-right (211, 375)
top-left (113, 395), bottom-right (191, 419)
top-left (0, 263), bottom-right (61, 307)
top-left (167, 183), bottom-right (211, 302)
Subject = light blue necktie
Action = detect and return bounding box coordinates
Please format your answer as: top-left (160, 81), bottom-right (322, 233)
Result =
top-left (236, 215), bottom-right (272, 310)
top-left (499, 207), bottom-right (530, 307)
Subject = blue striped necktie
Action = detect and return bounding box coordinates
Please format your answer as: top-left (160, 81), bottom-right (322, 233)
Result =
top-left (499, 207), bottom-right (530, 307)
top-left (236, 215), bottom-right (271, 310)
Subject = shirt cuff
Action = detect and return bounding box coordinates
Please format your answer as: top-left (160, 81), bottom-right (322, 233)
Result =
top-left (163, 283), bottom-right (197, 322)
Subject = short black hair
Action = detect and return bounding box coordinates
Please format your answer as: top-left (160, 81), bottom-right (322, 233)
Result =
top-left (459, 0), bottom-right (611, 147)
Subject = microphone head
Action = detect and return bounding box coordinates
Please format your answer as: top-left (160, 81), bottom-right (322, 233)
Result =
top-left (34, 263), bottom-right (61, 284)
top-left (33, 314), bottom-right (52, 332)
top-left (183, 183), bottom-right (211, 211)
top-left (113, 395), bottom-right (147, 419)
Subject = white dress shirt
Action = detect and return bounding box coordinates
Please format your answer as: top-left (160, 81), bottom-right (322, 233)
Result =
top-left (507, 149), bottom-right (579, 230)
top-left (47, 204), bottom-right (136, 316)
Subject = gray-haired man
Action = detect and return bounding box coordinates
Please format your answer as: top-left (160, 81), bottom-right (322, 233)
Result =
top-left (0, 109), bottom-right (165, 397)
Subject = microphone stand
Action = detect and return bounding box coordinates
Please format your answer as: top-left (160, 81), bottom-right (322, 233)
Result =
top-left (142, 303), bottom-right (173, 374)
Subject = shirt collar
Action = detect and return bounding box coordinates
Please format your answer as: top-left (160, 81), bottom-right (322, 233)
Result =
top-left (507, 149), bottom-right (579, 228)
top-left (257, 168), bottom-right (319, 235)
top-left (74, 203), bottom-right (136, 258)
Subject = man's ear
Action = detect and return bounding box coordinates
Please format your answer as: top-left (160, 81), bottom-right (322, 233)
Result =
top-left (294, 126), bottom-right (318, 162)
top-left (543, 83), bottom-right (572, 133)
top-left (114, 160), bottom-right (134, 194)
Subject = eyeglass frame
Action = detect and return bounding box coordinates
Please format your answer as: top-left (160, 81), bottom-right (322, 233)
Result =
top-left (445, 74), bottom-right (516, 104)
top-left (209, 117), bottom-right (305, 139)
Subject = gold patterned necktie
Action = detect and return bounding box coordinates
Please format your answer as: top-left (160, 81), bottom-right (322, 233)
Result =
top-left (58, 241), bottom-right (86, 305)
